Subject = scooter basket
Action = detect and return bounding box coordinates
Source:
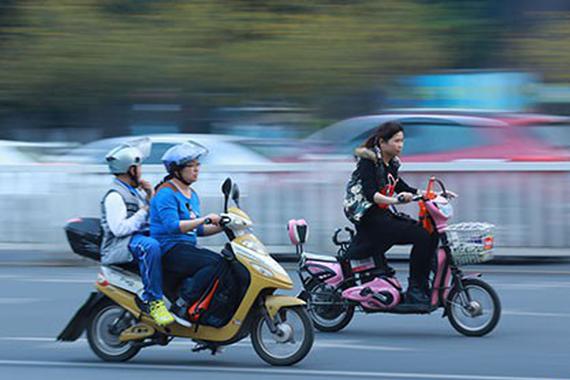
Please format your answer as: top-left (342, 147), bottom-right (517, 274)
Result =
top-left (446, 223), bottom-right (495, 265)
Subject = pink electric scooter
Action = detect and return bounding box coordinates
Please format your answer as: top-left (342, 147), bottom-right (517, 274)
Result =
top-left (290, 177), bottom-right (501, 337)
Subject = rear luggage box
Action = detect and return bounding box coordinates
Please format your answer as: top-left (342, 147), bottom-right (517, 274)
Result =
top-left (64, 218), bottom-right (102, 261)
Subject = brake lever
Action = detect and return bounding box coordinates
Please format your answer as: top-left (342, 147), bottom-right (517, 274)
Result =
top-left (219, 215), bottom-right (232, 226)
top-left (332, 228), bottom-right (342, 245)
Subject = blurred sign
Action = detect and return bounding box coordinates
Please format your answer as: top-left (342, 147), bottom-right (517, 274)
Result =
top-left (398, 71), bottom-right (537, 111)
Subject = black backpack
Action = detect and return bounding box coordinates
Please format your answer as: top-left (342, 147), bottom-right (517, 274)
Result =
top-left (187, 256), bottom-right (250, 328)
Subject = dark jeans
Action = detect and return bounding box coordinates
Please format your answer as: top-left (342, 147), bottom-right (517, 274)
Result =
top-left (347, 208), bottom-right (438, 286)
top-left (162, 243), bottom-right (223, 304)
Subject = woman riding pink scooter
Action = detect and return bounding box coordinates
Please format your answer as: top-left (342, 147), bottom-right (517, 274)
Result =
top-left (291, 120), bottom-right (500, 336)
top-left (343, 121), bottom-right (454, 311)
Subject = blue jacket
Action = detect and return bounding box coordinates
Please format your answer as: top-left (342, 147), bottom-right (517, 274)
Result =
top-left (150, 181), bottom-right (204, 253)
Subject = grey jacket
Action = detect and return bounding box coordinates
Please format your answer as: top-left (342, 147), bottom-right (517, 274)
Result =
top-left (100, 180), bottom-right (147, 264)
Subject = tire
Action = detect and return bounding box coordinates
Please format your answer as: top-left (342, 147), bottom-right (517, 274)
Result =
top-left (446, 278), bottom-right (501, 337)
top-left (86, 299), bottom-right (141, 362)
top-left (306, 282), bottom-right (354, 332)
top-left (251, 306), bottom-right (314, 366)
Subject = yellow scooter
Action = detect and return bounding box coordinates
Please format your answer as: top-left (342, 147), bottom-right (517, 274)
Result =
top-left (58, 178), bottom-right (314, 366)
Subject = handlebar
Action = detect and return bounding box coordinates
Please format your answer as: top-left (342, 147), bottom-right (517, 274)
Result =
top-left (396, 193), bottom-right (423, 204)
top-left (219, 215), bottom-right (232, 227)
top-left (333, 227), bottom-right (354, 246)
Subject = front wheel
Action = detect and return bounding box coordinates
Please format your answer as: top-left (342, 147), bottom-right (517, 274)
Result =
top-left (251, 306), bottom-right (314, 366)
top-left (446, 278), bottom-right (501, 337)
top-left (86, 299), bottom-right (141, 362)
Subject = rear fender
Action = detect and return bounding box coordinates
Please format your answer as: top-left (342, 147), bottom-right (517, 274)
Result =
top-left (264, 295), bottom-right (306, 319)
top-left (57, 292), bottom-right (107, 342)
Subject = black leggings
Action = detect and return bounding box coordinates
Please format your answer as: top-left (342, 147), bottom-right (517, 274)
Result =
top-left (347, 208), bottom-right (438, 285)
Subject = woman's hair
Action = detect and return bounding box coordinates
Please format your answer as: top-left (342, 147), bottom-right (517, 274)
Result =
top-left (154, 174), bottom-right (174, 191)
top-left (361, 121), bottom-right (404, 149)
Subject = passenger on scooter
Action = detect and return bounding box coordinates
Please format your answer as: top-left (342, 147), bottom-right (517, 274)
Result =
top-left (344, 121), bottom-right (441, 310)
top-left (101, 138), bottom-right (175, 326)
top-left (150, 142), bottom-right (224, 315)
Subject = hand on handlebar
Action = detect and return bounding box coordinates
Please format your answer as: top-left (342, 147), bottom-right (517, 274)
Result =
top-left (396, 192), bottom-right (415, 204)
top-left (204, 213), bottom-right (222, 225)
top-left (441, 190), bottom-right (458, 199)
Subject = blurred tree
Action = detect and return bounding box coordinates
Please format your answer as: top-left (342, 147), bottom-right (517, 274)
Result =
top-left (420, 0), bottom-right (503, 68)
top-left (0, 0), bottom-right (451, 130)
top-left (511, 12), bottom-right (570, 83)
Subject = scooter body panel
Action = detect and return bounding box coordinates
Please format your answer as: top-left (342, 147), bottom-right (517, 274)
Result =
top-left (342, 277), bottom-right (402, 310)
top-left (95, 249), bottom-right (296, 343)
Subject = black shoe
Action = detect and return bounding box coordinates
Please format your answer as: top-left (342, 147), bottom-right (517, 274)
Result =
top-left (398, 278), bottom-right (431, 312)
top-left (405, 285), bottom-right (430, 305)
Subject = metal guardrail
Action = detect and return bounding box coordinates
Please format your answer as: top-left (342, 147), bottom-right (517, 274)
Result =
top-left (0, 162), bottom-right (568, 254)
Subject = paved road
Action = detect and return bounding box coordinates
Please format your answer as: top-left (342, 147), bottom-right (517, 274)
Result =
top-left (1, 265), bottom-right (569, 380)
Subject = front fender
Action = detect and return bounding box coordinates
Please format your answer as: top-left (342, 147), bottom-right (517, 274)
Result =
top-left (57, 292), bottom-right (107, 342)
top-left (264, 295), bottom-right (306, 319)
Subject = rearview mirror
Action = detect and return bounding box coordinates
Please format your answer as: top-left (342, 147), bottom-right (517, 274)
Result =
top-left (222, 178), bottom-right (232, 213)
top-left (231, 183), bottom-right (241, 207)
top-left (232, 183), bottom-right (240, 201)
top-left (221, 178), bottom-right (232, 197)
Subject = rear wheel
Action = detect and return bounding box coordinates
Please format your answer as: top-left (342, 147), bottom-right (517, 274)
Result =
top-left (251, 306), bottom-right (314, 366)
top-left (306, 282), bottom-right (354, 332)
top-left (446, 278), bottom-right (501, 337)
top-left (86, 299), bottom-right (141, 362)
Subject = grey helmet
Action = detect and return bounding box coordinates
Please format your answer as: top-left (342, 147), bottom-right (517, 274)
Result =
top-left (105, 137), bottom-right (152, 174)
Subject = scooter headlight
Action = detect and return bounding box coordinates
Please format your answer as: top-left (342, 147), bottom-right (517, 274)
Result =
top-left (438, 202), bottom-right (454, 218)
top-left (240, 236), bottom-right (268, 255)
top-left (251, 263), bottom-right (274, 278)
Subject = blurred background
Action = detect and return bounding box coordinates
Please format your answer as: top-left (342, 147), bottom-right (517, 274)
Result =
top-left (0, 0), bottom-right (569, 261)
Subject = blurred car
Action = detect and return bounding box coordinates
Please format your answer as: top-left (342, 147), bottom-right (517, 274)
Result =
top-left (0, 140), bottom-right (78, 165)
top-left (56, 134), bottom-right (273, 166)
top-left (304, 111), bottom-right (570, 162)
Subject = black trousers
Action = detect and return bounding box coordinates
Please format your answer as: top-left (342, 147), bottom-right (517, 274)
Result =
top-left (347, 208), bottom-right (438, 286)
top-left (161, 243), bottom-right (223, 304)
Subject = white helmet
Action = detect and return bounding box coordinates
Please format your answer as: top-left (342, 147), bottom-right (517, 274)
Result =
top-left (105, 137), bottom-right (151, 174)
top-left (161, 141), bottom-right (209, 174)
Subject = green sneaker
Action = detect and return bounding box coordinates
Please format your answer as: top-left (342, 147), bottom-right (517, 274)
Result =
top-left (149, 300), bottom-right (175, 326)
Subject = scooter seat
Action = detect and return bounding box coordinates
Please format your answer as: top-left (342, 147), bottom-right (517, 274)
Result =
top-left (108, 262), bottom-right (139, 274)
top-left (303, 252), bottom-right (338, 263)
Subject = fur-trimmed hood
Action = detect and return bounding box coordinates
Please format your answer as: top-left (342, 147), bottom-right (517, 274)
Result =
top-left (354, 147), bottom-right (401, 168)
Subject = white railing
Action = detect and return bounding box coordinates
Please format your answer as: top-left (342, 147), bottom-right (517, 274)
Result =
top-left (0, 162), bottom-right (568, 254)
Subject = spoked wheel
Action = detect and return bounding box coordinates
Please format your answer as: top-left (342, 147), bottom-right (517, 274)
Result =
top-left (446, 278), bottom-right (501, 337)
top-left (306, 282), bottom-right (354, 332)
top-left (251, 306), bottom-right (314, 366)
top-left (86, 299), bottom-right (141, 362)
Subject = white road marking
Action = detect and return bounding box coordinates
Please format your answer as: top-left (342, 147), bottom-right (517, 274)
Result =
top-left (0, 298), bottom-right (44, 304)
top-left (503, 310), bottom-right (570, 318)
top-left (0, 359), bottom-right (567, 380)
top-left (17, 278), bottom-right (93, 284)
top-left (0, 337), bottom-right (415, 352)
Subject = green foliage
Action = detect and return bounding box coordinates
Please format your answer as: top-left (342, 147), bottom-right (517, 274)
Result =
top-left (0, 0), bottom-right (450, 114)
top-left (511, 12), bottom-right (570, 83)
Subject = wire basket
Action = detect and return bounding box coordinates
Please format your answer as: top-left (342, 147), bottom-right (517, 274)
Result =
top-left (446, 223), bottom-right (495, 265)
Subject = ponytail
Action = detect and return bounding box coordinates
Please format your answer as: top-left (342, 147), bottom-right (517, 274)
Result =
top-left (154, 174), bottom-right (174, 191)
